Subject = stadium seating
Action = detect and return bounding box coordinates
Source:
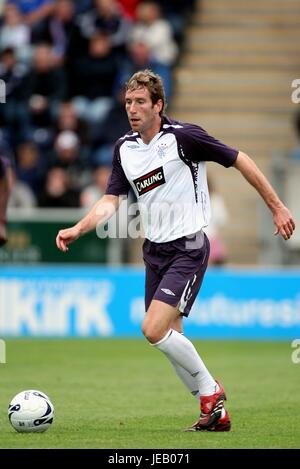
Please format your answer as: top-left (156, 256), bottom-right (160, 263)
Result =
top-left (172, 0), bottom-right (300, 264)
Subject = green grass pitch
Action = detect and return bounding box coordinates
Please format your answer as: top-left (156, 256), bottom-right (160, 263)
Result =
top-left (0, 339), bottom-right (299, 449)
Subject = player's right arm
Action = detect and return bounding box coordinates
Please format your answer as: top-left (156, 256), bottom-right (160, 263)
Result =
top-left (56, 139), bottom-right (131, 252)
top-left (56, 194), bottom-right (121, 252)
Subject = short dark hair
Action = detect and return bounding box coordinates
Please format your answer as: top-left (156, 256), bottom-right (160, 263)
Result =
top-left (126, 69), bottom-right (166, 115)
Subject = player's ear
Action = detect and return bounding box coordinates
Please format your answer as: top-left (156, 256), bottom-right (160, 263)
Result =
top-left (155, 99), bottom-right (163, 115)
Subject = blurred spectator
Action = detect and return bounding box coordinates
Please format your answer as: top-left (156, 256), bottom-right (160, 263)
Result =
top-left (73, 0), bottom-right (93, 15)
top-left (130, 1), bottom-right (178, 66)
top-left (90, 86), bottom-right (129, 166)
top-left (116, 0), bottom-right (140, 20)
top-left (70, 32), bottom-right (119, 124)
top-left (204, 177), bottom-right (229, 266)
top-left (8, 0), bottom-right (55, 26)
top-left (8, 169), bottom-right (37, 207)
top-left (31, 0), bottom-right (76, 64)
top-left (0, 3), bottom-right (31, 62)
top-left (54, 101), bottom-right (90, 149)
top-left (80, 164), bottom-right (111, 207)
top-left (117, 39), bottom-right (172, 100)
top-left (77, 0), bottom-right (130, 54)
top-left (54, 129), bottom-right (80, 165)
top-left (0, 47), bottom-right (31, 143)
top-left (53, 130), bottom-right (90, 189)
top-left (38, 166), bottom-right (80, 207)
top-left (15, 141), bottom-right (46, 194)
top-left (27, 43), bottom-right (67, 127)
top-left (29, 126), bottom-right (56, 162)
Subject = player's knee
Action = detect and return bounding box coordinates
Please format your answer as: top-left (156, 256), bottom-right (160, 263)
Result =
top-left (141, 319), bottom-right (154, 342)
top-left (141, 319), bottom-right (163, 344)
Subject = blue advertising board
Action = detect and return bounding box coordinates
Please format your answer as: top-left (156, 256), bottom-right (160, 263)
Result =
top-left (0, 266), bottom-right (300, 339)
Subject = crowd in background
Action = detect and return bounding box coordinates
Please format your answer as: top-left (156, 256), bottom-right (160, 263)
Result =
top-left (0, 0), bottom-right (196, 209)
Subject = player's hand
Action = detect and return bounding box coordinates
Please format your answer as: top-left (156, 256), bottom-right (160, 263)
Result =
top-left (273, 206), bottom-right (295, 240)
top-left (56, 225), bottom-right (81, 252)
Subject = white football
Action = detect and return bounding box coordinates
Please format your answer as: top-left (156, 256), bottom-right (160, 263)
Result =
top-left (8, 390), bottom-right (54, 433)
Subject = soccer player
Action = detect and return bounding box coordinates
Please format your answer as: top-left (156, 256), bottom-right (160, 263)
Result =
top-left (56, 70), bottom-right (295, 431)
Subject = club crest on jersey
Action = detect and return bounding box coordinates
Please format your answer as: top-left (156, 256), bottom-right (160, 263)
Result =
top-left (156, 142), bottom-right (168, 158)
top-left (133, 167), bottom-right (166, 196)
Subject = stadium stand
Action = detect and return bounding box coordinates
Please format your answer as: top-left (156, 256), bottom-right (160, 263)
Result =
top-left (172, 0), bottom-right (300, 264)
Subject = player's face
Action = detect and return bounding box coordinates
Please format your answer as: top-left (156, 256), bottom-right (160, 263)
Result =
top-left (125, 87), bottom-right (162, 137)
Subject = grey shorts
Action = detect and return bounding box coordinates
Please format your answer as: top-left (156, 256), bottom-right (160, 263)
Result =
top-left (143, 231), bottom-right (210, 317)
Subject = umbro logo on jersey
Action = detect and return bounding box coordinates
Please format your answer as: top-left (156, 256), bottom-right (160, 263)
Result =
top-left (161, 288), bottom-right (176, 296)
top-left (133, 167), bottom-right (166, 196)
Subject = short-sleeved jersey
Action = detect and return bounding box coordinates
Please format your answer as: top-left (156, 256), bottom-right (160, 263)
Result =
top-left (106, 116), bottom-right (238, 242)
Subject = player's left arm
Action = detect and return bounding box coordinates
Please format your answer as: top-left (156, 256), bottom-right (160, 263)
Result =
top-left (233, 151), bottom-right (295, 240)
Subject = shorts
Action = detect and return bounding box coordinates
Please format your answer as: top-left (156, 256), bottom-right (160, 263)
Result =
top-left (143, 231), bottom-right (210, 317)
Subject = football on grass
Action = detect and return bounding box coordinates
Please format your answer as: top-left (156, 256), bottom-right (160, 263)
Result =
top-left (8, 390), bottom-right (54, 433)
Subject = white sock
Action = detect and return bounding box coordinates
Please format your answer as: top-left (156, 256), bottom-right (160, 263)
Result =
top-left (153, 330), bottom-right (216, 396)
top-left (169, 358), bottom-right (201, 399)
top-left (170, 359), bottom-right (226, 418)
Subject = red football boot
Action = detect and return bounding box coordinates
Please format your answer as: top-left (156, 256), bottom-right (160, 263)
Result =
top-left (185, 381), bottom-right (231, 432)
